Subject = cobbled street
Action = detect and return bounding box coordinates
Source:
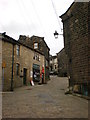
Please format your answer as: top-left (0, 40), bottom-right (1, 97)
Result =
top-left (2, 76), bottom-right (88, 118)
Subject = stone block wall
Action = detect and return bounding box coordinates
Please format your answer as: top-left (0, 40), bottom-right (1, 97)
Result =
top-left (2, 40), bottom-right (45, 91)
top-left (57, 48), bottom-right (68, 77)
top-left (0, 39), bottom-right (2, 91)
top-left (15, 45), bottom-right (44, 86)
top-left (60, 2), bottom-right (89, 95)
top-left (2, 41), bottom-right (13, 91)
top-left (19, 35), bottom-right (50, 81)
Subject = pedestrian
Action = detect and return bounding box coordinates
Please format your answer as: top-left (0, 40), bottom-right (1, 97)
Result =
top-left (42, 67), bottom-right (44, 84)
top-left (30, 71), bottom-right (34, 86)
top-left (39, 72), bottom-right (42, 84)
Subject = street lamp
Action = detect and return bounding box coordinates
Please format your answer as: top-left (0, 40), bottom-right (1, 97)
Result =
top-left (54, 30), bottom-right (63, 39)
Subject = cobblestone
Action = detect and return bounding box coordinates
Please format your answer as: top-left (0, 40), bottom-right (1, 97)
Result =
top-left (2, 76), bottom-right (88, 118)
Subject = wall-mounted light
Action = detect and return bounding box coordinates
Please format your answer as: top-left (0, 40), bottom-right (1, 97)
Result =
top-left (54, 30), bottom-right (63, 39)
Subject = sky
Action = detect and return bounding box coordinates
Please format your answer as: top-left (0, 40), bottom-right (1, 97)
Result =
top-left (0, 0), bottom-right (74, 55)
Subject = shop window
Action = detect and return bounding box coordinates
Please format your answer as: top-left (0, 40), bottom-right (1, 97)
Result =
top-left (33, 64), bottom-right (40, 82)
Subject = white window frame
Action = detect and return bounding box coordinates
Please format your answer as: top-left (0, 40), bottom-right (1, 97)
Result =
top-left (34, 43), bottom-right (38, 49)
top-left (16, 45), bottom-right (20, 56)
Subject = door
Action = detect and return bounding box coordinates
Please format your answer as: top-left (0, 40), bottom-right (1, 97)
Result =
top-left (23, 68), bottom-right (27, 85)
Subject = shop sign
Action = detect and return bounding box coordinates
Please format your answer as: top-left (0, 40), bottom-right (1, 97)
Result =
top-left (33, 64), bottom-right (40, 70)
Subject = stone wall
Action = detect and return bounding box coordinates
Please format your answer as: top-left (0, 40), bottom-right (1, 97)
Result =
top-left (2, 38), bottom-right (45, 91)
top-left (18, 44), bottom-right (45, 84)
top-left (49, 55), bottom-right (58, 75)
top-left (60, 2), bottom-right (89, 95)
top-left (2, 41), bottom-right (13, 91)
top-left (57, 48), bottom-right (68, 77)
top-left (19, 35), bottom-right (50, 81)
top-left (0, 37), bottom-right (2, 119)
top-left (0, 38), bottom-right (2, 91)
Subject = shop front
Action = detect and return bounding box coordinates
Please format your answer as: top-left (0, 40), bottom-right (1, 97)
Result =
top-left (33, 64), bottom-right (40, 82)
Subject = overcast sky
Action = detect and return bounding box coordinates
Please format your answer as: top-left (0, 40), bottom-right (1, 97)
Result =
top-left (0, 0), bottom-right (74, 55)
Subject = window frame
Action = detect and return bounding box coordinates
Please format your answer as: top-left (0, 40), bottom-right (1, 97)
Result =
top-left (34, 42), bottom-right (38, 49)
top-left (16, 63), bottom-right (20, 76)
top-left (16, 45), bottom-right (20, 56)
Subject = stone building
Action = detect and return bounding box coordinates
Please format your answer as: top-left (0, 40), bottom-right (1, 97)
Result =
top-left (0, 35), bottom-right (2, 91)
top-left (0, 33), bottom-right (45, 91)
top-left (19, 35), bottom-right (50, 81)
top-left (49, 55), bottom-right (58, 75)
top-left (1, 33), bottom-right (21, 91)
top-left (57, 48), bottom-right (68, 77)
top-left (60, 2), bottom-right (89, 95)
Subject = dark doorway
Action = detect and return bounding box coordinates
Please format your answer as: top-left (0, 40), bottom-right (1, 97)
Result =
top-left (23, 68), bottom-right (27, 85)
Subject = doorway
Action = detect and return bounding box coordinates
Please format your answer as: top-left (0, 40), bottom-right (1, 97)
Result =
top-left (23, 68), bottom-right (27, 85)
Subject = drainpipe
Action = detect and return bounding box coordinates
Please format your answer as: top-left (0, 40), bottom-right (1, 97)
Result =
top-left (10, 44), bottom-right (14, 91)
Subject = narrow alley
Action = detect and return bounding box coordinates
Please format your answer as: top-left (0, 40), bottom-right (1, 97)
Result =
top-left (2, 76), bottom-right (88, 118)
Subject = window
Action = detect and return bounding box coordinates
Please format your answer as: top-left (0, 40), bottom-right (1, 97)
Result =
top-left (54, 58), bottom-right (57, 63)
top-left (50, 60), bottom-right (52, 64)
top-left (39, 56), bottom-right (40, 61)
top-left (55, 65), bottom-right (57, 69)
top-left (33, 53), bottom-right (40, 61)
top-left (16, 45), bottom-right (20, 56)
top-left (34, 43), bottom-right (38, 49)
top-left (16, 63), bottom-right (20, 76)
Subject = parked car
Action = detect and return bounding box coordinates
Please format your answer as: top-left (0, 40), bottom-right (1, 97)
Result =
top-left (49, 71), bottom-right (58, 75)
top-left (49, 71), bottom-right (54, 75)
